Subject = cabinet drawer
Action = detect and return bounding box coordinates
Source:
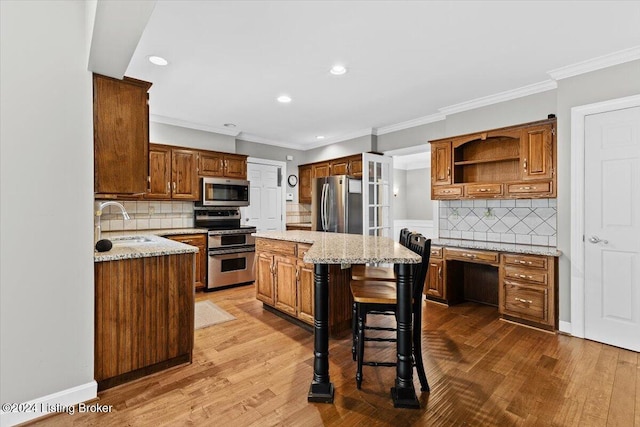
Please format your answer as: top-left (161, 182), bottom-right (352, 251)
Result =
top-left (502, 254), bottom-right (547, 269)
top-left (506, 181), bottom-right (552, 196)
top-left (433, 186), bottom-right (462, 197)
top-left (297, 244), bottom-right (312, 260)
top-left (445, 248), bottom-right (499, 264)
top-left (256, 239), bottom-right (297, 256)
top-left (503, 282), bottom-right (547, 322)
top-left (429, 246), bottom-right (443, 259)
top-left (504, 266), bottom-right (548, 285)
top-left (465, 183), bottom-right (503, 197)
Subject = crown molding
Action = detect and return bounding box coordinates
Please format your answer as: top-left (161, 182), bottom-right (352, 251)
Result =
top-left (150, 114), bottom-right (241, 136)
top-left (301, 127), bottom-right (375, 150)
top-left (438, 80), bottom-right (558, 116)
top-left (376, 113), bottom-right (446, 135)
top-left (548, 46), bottom-right (640, 81)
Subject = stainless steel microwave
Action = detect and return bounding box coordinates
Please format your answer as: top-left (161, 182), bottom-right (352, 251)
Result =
top-left (200, 177), bottom-right (250, 206)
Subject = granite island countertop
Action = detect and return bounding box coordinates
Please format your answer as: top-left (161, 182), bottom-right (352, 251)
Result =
top-left (94, 228), bottom-right (208, 262)
top-left (431, 238), bottom-right (562, 257)
top-left (253, 230), bottom-right (421, 264)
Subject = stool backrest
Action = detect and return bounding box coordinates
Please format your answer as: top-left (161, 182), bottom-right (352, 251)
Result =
top-left (399, 228), bottom-right (412, 247)
top-left (405, 234), bottom-right (432, 302)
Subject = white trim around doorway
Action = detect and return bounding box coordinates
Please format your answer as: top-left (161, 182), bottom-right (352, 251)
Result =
top-left (570, 94), bottom-right (640, 338)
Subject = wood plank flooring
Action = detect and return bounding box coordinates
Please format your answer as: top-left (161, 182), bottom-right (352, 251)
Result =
top-left (29, 285), bottom-right (638, 426)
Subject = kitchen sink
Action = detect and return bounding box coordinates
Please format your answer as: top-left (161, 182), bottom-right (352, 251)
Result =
top-left (111, 236), bottom-right (154, 244)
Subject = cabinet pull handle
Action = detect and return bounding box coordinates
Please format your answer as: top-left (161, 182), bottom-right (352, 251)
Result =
top-left (516, 260), bottom-right (532, 265)
top-left (431, 250), bottom-right (439, 255)
top-left (443, 190), bottom-right (451, 193)
top-left (519, 186), bottom-right (532, 190)
top-left (523, 158), bottom-right (528, 171)
top-left (438, 267), bottom-right (442, 278)
top-left (515, 297), bottom-right (533, 304)
top-left (447, 167), bottom-right (451, 177)
top-left (167, 182), bottom-right (171, 193)
top-left (478, 188), bottom-right (489, 192)
top-left (296, 268), bottom-right (299, 281)
top-left (516, 274), bottom-right (533, 279)
top-left (463, 253), bottom-right (476, 258)
top-left (172, 182), bottom-right (176, 192)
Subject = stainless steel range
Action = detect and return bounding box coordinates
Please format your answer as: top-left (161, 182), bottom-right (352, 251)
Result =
top-left (194, 206), bottom-right (256, 290)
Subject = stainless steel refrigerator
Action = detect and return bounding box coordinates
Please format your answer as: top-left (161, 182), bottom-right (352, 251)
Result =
top-left (311, 175), bottom-right (363, 234)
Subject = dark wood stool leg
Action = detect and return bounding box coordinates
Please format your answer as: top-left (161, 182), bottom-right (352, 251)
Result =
top-left (391, 263), bottom-right (420, 408)
top-left (351, 301), bottom-right (357, 361)
top-left (413, 304), bottom-right (430, 392)
top-left (308, 263), bottom-right (334, 403)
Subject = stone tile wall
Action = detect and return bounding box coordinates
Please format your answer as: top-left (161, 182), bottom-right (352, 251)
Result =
top-left (94, 201), bottom-right (194, 232)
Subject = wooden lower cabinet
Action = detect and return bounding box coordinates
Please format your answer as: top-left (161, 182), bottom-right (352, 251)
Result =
top-left (166, 233), bottom-right (206, 291)
top-left (255, 238), bottom-right (352, 335)
top-left (94, 253), bottom-right (194, 390)
top-left (424, 246), bottom-right (445, 300)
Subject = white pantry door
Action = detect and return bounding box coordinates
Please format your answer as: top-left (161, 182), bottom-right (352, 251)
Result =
top-left (242, 161), bottom-right (283, 232)
top-left (584, 106), bottom-right (640, 351)
top-left (362, 152), bottom-right (393, 237)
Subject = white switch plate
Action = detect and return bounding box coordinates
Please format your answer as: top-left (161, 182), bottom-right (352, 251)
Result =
top-left (286, 193), bottom-right (293, 201)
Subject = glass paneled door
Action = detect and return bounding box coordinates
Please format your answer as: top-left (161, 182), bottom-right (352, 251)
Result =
top-left (362, 153), bottom-right (393, 237)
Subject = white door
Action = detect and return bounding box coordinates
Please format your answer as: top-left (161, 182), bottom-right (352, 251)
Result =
top-left (362, 153), bottom-right (393, 237)
top-left (584, 106), bottom-right (640, 351)
top-left (242, 161), bottom-right (284, 232)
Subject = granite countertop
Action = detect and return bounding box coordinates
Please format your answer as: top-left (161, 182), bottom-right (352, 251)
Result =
top-left (432, 238), bottom-right (562, 257)
top-left (94, 228), bottom-right (208, 263)
top-left (253, 230), bottom-right (421, 264)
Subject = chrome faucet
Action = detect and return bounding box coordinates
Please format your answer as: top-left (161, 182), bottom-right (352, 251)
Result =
top-left (95, 201), bottom-right (130, 241)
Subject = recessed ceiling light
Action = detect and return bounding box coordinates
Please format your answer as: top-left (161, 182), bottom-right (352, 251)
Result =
top-left (224, 123), bottom-right (236, 128)
top-left (148, 55), bottom-right (169, 66)
top-left (330, 64), bottom-right (347, 75)
top-left (316, 135), bottom-right (325, 140)
top-left (277, 95), bottom-right (292, 103)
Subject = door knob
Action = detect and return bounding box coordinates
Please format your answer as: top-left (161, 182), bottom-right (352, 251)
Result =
top-left (588, 236), bottom-right (608, 244)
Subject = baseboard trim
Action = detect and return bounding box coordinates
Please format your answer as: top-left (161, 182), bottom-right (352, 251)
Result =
top-left (559, 320), bottom-right (572, 335)
top-left (0, 381), bottom-right (97, 427)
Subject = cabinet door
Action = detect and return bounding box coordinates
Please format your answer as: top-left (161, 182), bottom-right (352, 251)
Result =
top-left (171, 149), bottom-right (199, 200)
top-left (424, 259), bottom-right (445, 299)
top-left (348, 156), bottom-right (363, 177)
top-left (223, 154), bottom-right (247, 179)
top-left (330, 158), bottom-right (349, 175)
top-left (256, 253), bottom-right (275, 305)
top-left (94, 74), bottom-right (151, 195)
top-left (166, 234), bottom-right (206, 290)
top-left (274, 256), bottom-right (297, 316)
top-left (313, 162), bottom-right (330, 178)
top-left (146, 144), bottom-right (172, 199)
top-left (199, 151), bottom-right (224, 177)
top-left (297, 261), bottom-right (314, 325)
top-left (298, 165), bottom-right (312, 203)
top-left (521, 124), bottom-right (554, 181)
top-left (431, 141), bottom-right (452, 186)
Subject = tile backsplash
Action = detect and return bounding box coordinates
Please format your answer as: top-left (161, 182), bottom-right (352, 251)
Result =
top-left (95, 201), bottom-right (194, 232)
top-left (438, 199), bottom-right (556, 246)
top-left (286, 203), bottom-right (311, 224)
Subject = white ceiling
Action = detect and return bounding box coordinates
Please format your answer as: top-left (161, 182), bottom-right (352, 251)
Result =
top-left (124, 1), bottom-right (640, 149)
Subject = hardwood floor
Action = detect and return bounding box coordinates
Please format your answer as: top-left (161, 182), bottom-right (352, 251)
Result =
top-left (31, 285), bottom-right (638, 426)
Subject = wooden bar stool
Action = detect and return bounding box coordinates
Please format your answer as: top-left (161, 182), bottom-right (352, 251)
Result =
top-left (350, 234), bottom-right (431, 391)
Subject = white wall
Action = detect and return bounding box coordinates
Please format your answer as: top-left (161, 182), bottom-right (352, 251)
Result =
top-left (405, 168), bottom-right (433, 220)
top-left (150, 122), bottom-right (236, 152)
top-left (0, 0), bottom-right (96, 423)
top-left (304, 134), bottom-right (374, 163)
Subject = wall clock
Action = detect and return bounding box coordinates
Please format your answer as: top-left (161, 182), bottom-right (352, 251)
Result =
top-left (287, 174), bottom-right (298, 187)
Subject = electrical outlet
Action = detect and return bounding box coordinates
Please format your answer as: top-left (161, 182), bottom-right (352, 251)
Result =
top-left (450, 208), bottom-right (459, 219)
top-left (149, 206), bottom-right (155, 215)
top-left (484, 207), bottom-right (494, 219)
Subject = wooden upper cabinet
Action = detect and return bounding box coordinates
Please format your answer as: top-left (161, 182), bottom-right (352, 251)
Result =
top-left (521, 124), bottom-right (554, 181)
top-left (171, 148), bottom-right (199, 199)
top-left (94, 74), bottom-right (151, 196)
top-left (299, 165), bottom-right (312, 204)
top-left (330, 159), bottom-right (349, 175)
top-left (199, 151), bottom-right (224, 177)
top-left (223, 154), bottom-right (247, 179)
top-left (198, 151), bottom-right (247, 179)
top-left (313, 162), bottom-right (330, 178)
top-left (330, 155), bottom-right (362, 177)
top-left (146, 144), bottom-right (198, 200)
top-left (147, 144), bottom-right (172, 199)
top-left (348, 156), bottom-right (363, 177)
top-left (430, 118), bottom-right (556, 200)
top-left (431, 141), bottom-right (452, 185)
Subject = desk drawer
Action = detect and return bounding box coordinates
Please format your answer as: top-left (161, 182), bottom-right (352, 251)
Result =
top-left (504, 266), bottom-right (548, 285)
top-left (433, 186), bottom-right (462, 197)
top-left (503, 281), bottom-right (547, 322)
top-left (445, 248), bottom-right (499, 264)
top-left (429, 246), bottom-right (443, 259)
top-left (503, 254), bottom-right (547, 269)
top-left (465, 183), bottom-right (503, 197)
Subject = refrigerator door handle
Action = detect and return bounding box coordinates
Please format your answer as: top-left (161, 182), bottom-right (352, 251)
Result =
top-left (321, 183), bottom-right (328, 231)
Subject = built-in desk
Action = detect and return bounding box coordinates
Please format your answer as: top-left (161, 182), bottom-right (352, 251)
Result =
top-left (425, 239), bottom-right (561, 331)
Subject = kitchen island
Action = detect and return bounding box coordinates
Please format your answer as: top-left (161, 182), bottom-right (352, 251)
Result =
top-left (253, 230), bottom-right (422, 408)
top-left (94, 233), bottom-right (199, 390)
